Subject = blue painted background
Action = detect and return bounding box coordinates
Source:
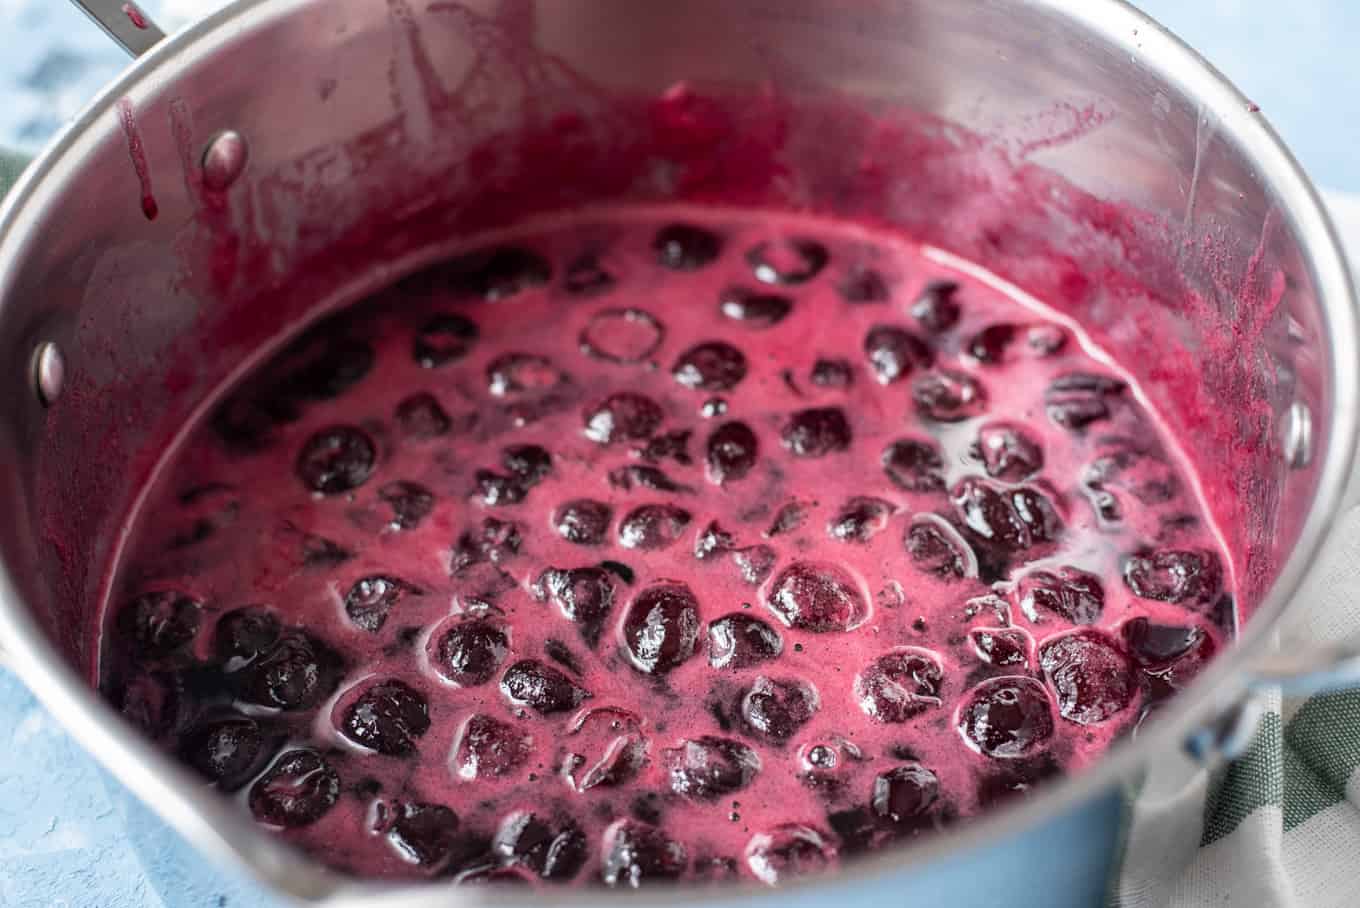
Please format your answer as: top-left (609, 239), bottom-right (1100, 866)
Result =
top-left (1, 1), bottom-right (1357, 905)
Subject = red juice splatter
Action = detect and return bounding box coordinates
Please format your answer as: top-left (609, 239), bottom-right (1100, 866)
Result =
top-left (116, 98), bottom-right (158, 221)
top-left (123, 2), bottom-right (149, 30)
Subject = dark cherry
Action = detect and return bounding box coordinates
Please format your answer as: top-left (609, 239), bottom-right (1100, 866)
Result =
top-left (277, 328), bottom-right (374, 402)
top-left (740, 676), bottom-right (819, 742)
top-left (563, 254), bottom-right (616, 297)
top-left (976, 423), bottom-right (1043, 481)
top-left (544, 639), bottom-right (584, 676)
top-left (837, 265), bottom-right (890, 303)
top-left (387, 802), bottom-right (460, 867)
top-left (745, 824), bottom-right (836, 886)
top-left (377, 480), bottom-right (435, 531)
top-left (871, 764), bottom-right (940, 823)
top-left (864, 325), bottom-right (932, 384)
top-left (434, 620), bottom-right (510, 686)
top-left (344, 575), bottom-right (420, 633)
top-left (487, 353), bottom-right (564, 397)
top-left (766, 561), bottom-right (867, 632)
top-left (966, 323), bottom-right (1018, 364)
top-left (654, 223), bottom-right (723, 271)
top-left (957, 676), bottom-right (1055, 758)
top-left (745, 238), bottom-right (829, 286)
top-left (951, 477), bottom-right (1029, 551)
top-left (413, 313), bottom-right (479, 368)
top-left (672, 342), bottom-right (748, 392)
top-left (810, 358), bottom-right (854, 389)
top-left (910, 281), bottom-right (962, 332)
top-left (719, 287), bottom-right (794, 328)
top-left (607, 465), bottom-right (693, 494)
top-left (601, 820), bottom-right (689, 887)
top-left (1039, 630), bottom-right (1137, 725)
top-left (339, 679), bottom-right (430, 756)
top-left (117, 591), bottom-right (202, 661)
top-left (113, 670), bottom-right (191, 737)
top-left (733, 545), bottom-right (778, 586)
top-left (494, 812), bottom-right (588, 882)
top-left (694, 521), bottom-right (736, 560)
top-left (780, 407), bottom-right (852, 457)
top-left (448, 246), bottom-right (551, 301)
top-left (179, 715), bottom-right (265, 788)
top-left (664, 736), bottom-right (761, 800)
top-left (706, 421), bottom-right (759, 484)
top-left (296, 425), bottom-right (376, 494)
top-left (708, 613), bottom-right (784, 669)
top-left (969, 627), bottom-right (1032, 667)
top-left (534, 567), bottom-right (617, 647)
top-left (475, 471), bottom-right (530, 506)
top-left (503, 444), bottom-right (552, 483)
top-left (638, 429), bottom-right (693, 465)
top-left (562, 707), bottom-right (648, 791)
top-left (904, 516), bottom-right (976, 580)
top-left (553, 499), bottom-right (613, 546)
top-left (1122, 618), bottom-right (1218, 700)
top-left (500, 659), bottom-right (590, 715)
top-left (765, 501), bottom-right (810, 538)
top-left (584, 392), bottom-right (665, 444)
top-left (451, 517), bottom-right (522, 575)
top-left (1018, 567), bottom-right (1104, 625)
top-left (1122, 549), bottom-right (1223, 606)
top-left (828, 497), bottom-right (895, 543)
top-left (248, 750), bottom-right (339, 828)
top-left (882, 438), bottom-right (946, 492)
top-left (214, 606), bottom-right (280, 669)
top-left (239, 632), bottom-right (338, 710)
top-left (395, 392), bottom-right (452, 439)
top-left (622, 583), bottom-right (701, 674)
top-left (618, 504), bottom-right (692, 550)
top-left (912, 370), bottom-right (987, 423)
top-left (1045, 372), bottom-right (1127, 431)
top-left (580, 308), bottom-right (665, 364)
top-left (451, 714), bottom-right (533, 780)
top-left (854, 648), bottom-right (944, 723)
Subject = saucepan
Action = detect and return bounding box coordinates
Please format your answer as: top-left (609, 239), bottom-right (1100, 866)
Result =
top-left (0, 1), bottom-right (1356, 906)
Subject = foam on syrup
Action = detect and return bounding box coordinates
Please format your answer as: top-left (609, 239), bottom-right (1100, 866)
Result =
top-left (96, 206), bottom-right (1237, 887)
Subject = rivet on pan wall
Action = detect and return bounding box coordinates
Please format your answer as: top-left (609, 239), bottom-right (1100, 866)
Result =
top-left (201, 130), bottom-right (249, 192)
top-left (1283, 399), bottom-right (1314, 470)
top-left (32, 342), bottom-right (64, 407)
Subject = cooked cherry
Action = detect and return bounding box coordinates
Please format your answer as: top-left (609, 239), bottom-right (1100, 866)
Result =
top-left (746, 238), bottom-right (829, 286)
top-left (745, 824), bottom-right (836, 885)
top-left (239, 632), bottom-right (339, 710)
top-left (912, 370), bottom-right (986, 422)
top-left (534, 567), bottom-right (616, 647)
top-left (966, 323), bottom-right (1018, 364)
top-left (563, 254), bottom-right (616, 297)
top-left (976, 423), bottom-right (1043, 481)
top-left (500, 659), bottom-right (590, 715)
top-left (871, 763), bottom-right (940, 822)
top-left (864, 325), bottom-right (932, 384)
top-left (828, 497), bottom-right (894, 543)
top-left (296, 426), bottom-right (376, 494)
top-left (580, 308), bottom-right (665, 364)
top-left (618, 504), bottom-right (692, 550)
top-left (339, 679), bottom-right (430, 756)
top-left (487, 353), bottom-right (564, 397)
top-left (1038, 630), bottom-right (1137, 725)
top-left (739, 676), bottom-right (819, 741)
top-left (179, 715), bottom-right (265, 787)
top-left (838, 265), bottom-right (891, 303)
top-left (621, 583), bottom-right (701, 674)
top-left (117, 591), bottom-right (202, 662)
top-left (910, 281), bottom-right (961, 332)
top-left (214, 606), bottom-right (280, 669)
top-left (395, 393), bottom-right (452, 439)
top-left (1017, 567), bottom-right (1104, 625)
top-left (584, 392), bottom-right (665, 444)
top-left (451, 517), bottom-right (522, 574)
top-left (694, 522), bottom-right (737, 560)
top-left (810, 358), bottom-right (854, 389)
top-left (733, 545), bottom-right (778, 586)
top-left (766, 561), bottom-right (868, 632)
top-left (853, 648), bottom-right (944, 723)
top-left (672, 342), bottom-right (748, 392)
top-left (904, 516), bottom-right (976, 580)
top-left (706, 421), bottom-right (759, 484)
top-left (601, 820), bottom-right (689, 887)
top-left (1122, 549), bottom-right (1223, 606)
top-left (344, 575), bottom-right (420, 633)
top-left (608, 464), bottom-right (693, 493)
top-left (493, 812), bottom-right (587, 881)
top-left (969, 627), bottom-right (1032, 667)
top-left (249, 750), bottom-right (339, 828)
top-left (883, 438), bottom-right (946, 492)
top-left (664, 736), bottom-right (761, 800)
top-left (387, 802), bottom-right (460, 867)
top-left (638, 429), bottom-right (693, 465)
top-left (553, 499), bottom-right (613, 546)
top-left (765, 501), bottom-right (810, 538)
top-left (957, 676), bottom-right (1055, 758)
top-left (654, 224), bottom-right (723, 271)
top-left (413, 313), bottom-right (479, 368)
top-left (562, 707), bottom-right (647, 791)
top-left (719, 287), bottom-right (794, 328)
top-left (434, 620), bottom-right (510, 686)
top-left (780, 407), bottom-right (852, 457)
top-left (451, 713), bottom-right (533, 780)
top-left (708, 613), bottom-right (783, 669)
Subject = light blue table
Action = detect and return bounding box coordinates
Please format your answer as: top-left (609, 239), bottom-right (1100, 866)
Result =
top-left (1, 2), bottom-right (1356, 906)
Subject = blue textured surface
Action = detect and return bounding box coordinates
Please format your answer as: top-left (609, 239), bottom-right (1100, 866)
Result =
top-left (0, 1), bottom-right (1356, 906)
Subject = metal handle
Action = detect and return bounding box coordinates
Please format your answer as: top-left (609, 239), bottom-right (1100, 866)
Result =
top-left (1245, 639), bottom-right (1360, 697)
top-left (68, 0), bottom-right (166, 58)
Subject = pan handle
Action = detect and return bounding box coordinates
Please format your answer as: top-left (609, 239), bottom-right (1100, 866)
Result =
top-left (67, 0), bottom-right (166, 58)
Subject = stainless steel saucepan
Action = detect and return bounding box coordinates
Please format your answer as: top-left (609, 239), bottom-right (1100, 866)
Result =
top-left (0, 1), bottom-right (1356, 905)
